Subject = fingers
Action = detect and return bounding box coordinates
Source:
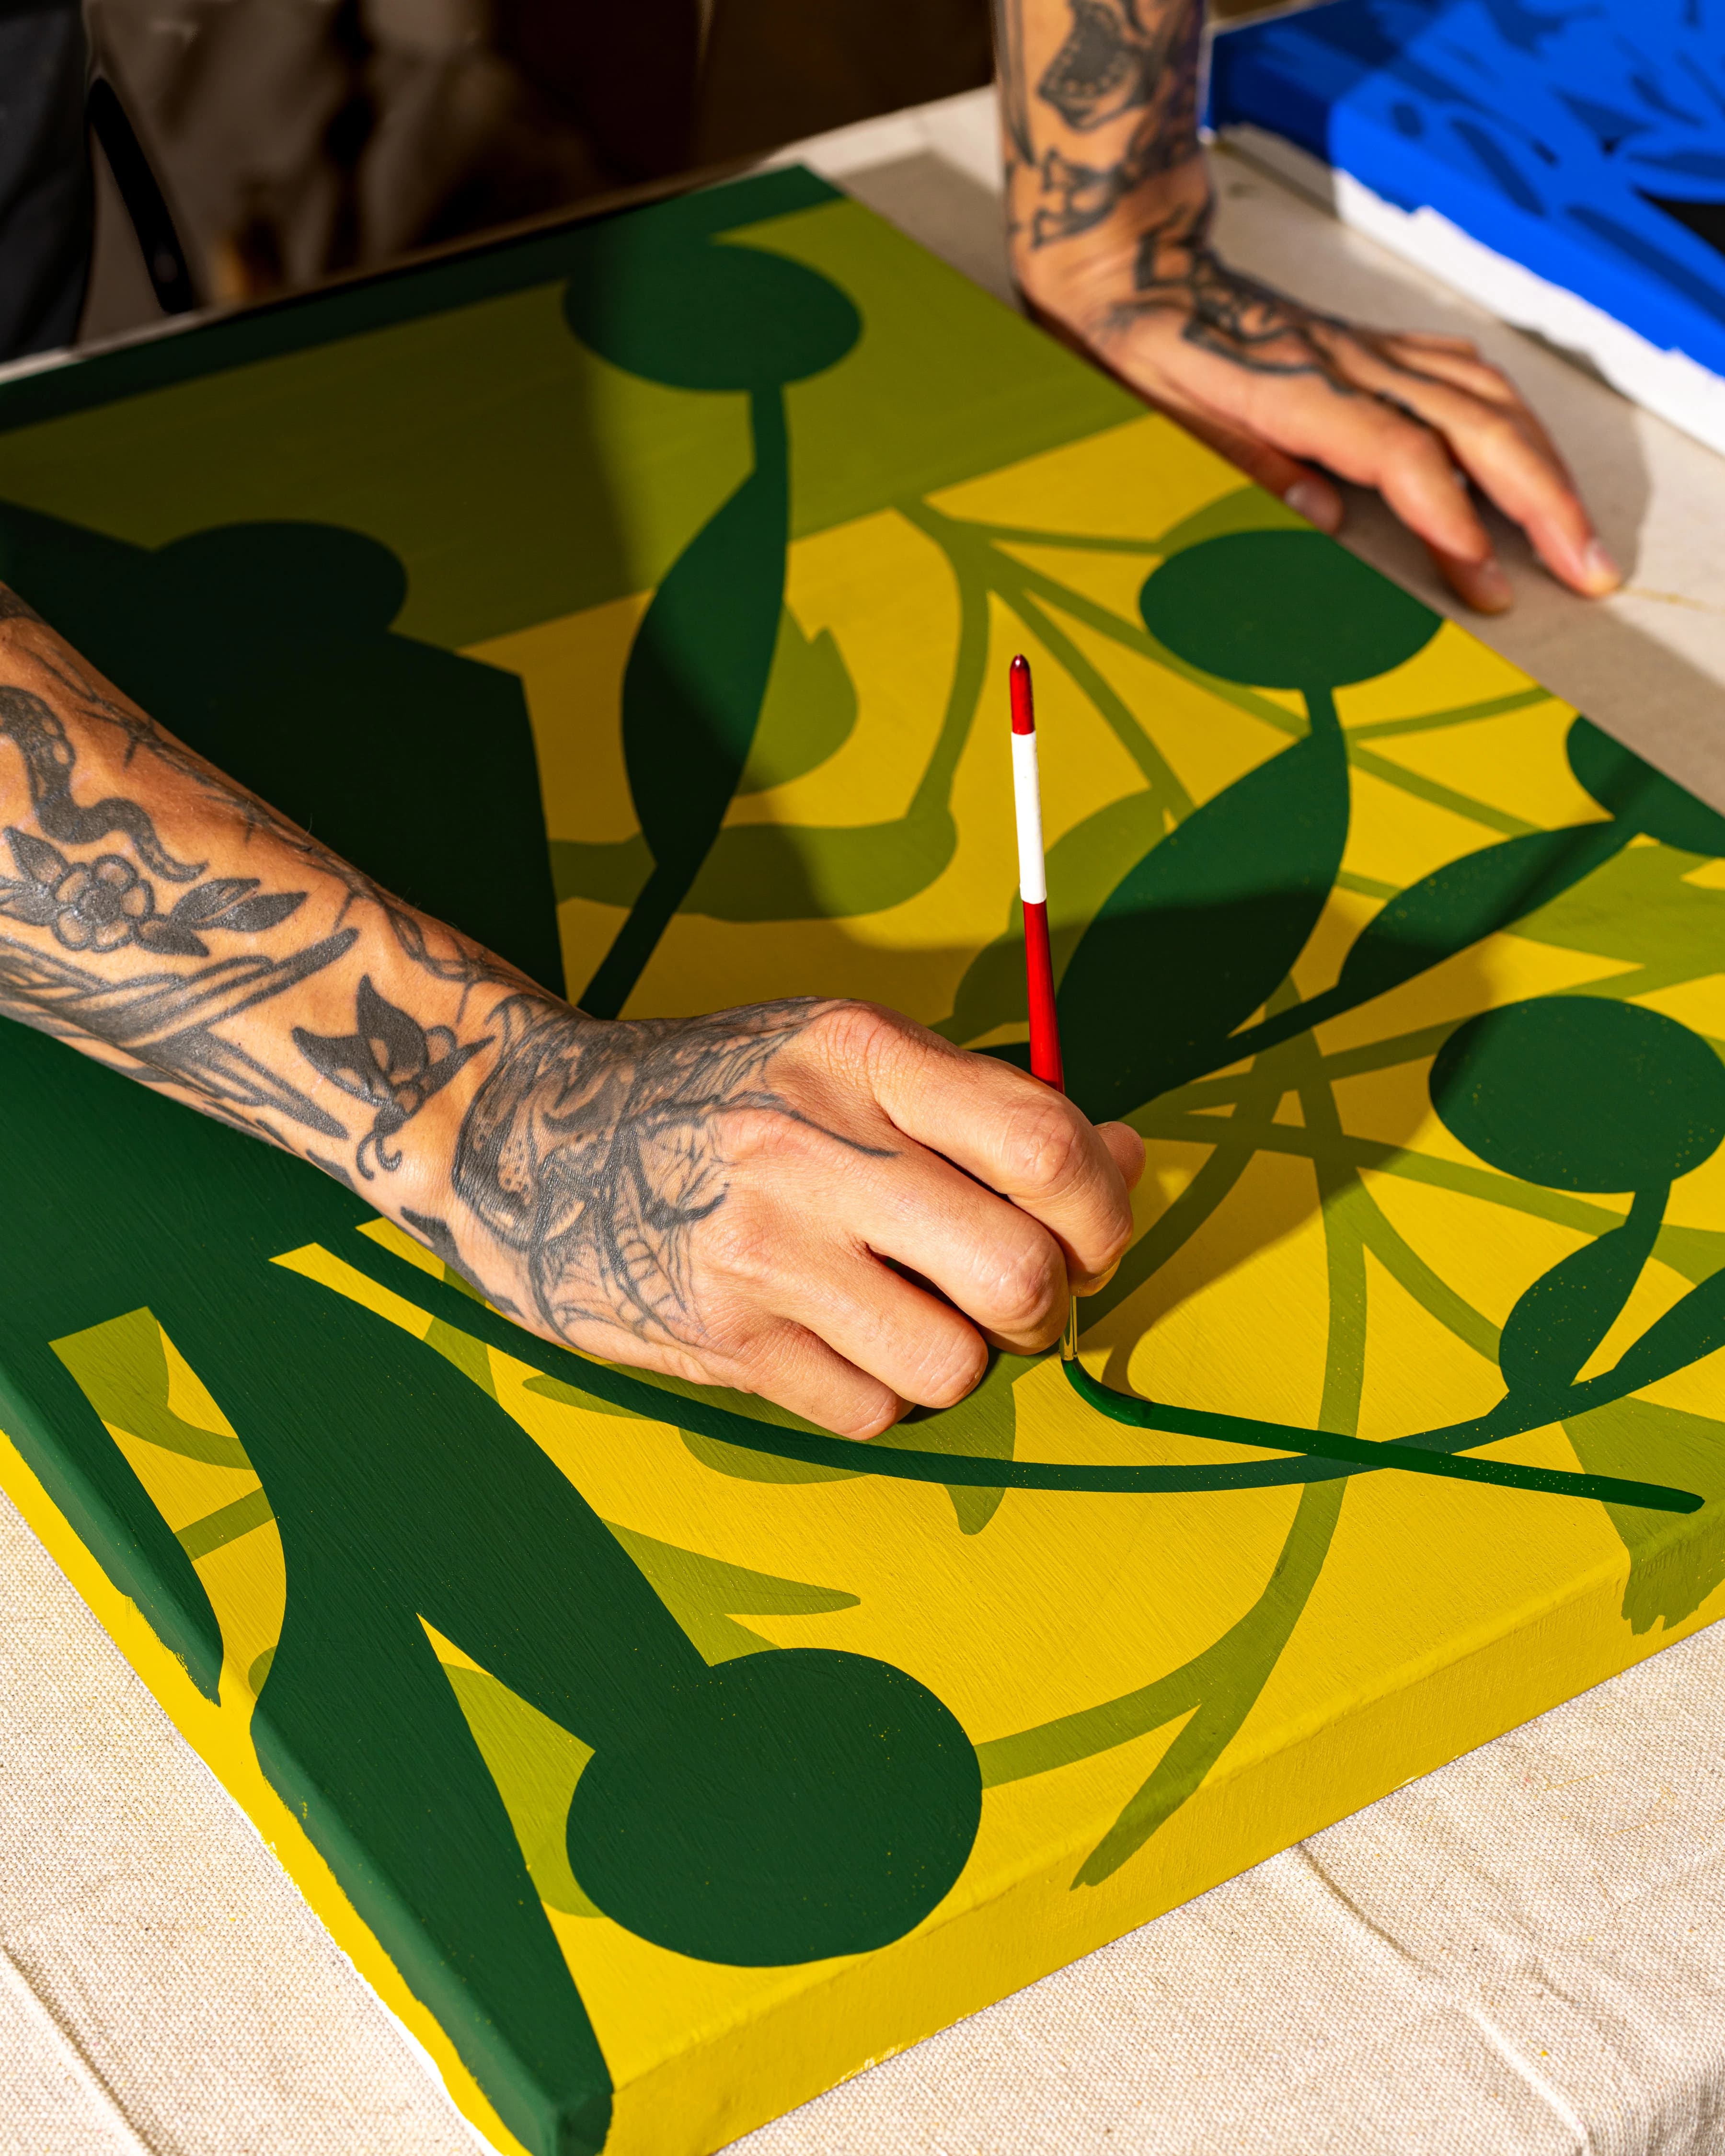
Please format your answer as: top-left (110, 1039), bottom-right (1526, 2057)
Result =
top-left (840, 1014), bottom-right (1142, 1289)
top-left (1428, 537), bottom-right (1513, 614)
top-left (770, 1242), bottom-right (989, 1408)
top-left (1099, 297), bottom-right (1618, 610)
top-left (695, 1319), bottom-right (908, 1442)
top-left (1326, 333), bottom-right (1621, 598)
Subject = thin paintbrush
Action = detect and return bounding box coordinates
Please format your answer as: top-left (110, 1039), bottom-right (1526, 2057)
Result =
top-left (1009, 654), bottom-right (1080, 1362)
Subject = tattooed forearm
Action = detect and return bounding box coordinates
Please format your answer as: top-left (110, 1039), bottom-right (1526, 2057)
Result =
top-left (27, 639), bottom-right (522, 995)
top-left (0, 597), bottom-right (937, 1396)
top-left (1000, 0), bottom-right (1202, 250)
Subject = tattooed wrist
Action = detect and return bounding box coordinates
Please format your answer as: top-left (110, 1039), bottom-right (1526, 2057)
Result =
top-left (998, 0), bottom-right (1203, 253)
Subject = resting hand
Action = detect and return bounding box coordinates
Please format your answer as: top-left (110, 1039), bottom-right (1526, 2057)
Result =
top-left (998, 0), bottom-right (1617, 611)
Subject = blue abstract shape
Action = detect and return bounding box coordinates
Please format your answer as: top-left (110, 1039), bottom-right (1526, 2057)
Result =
top-left (1208, 0), bottom-right (1725, 380)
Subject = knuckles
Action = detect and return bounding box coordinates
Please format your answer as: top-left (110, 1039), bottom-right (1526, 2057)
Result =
top-left (982, 1233), bottom-right (1065, 1335)
top-left (998, 1090), bottom-right (1090, 1199)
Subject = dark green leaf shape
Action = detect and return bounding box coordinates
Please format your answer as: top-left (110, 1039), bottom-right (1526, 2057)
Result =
top-left (1332, 820), bottom-right (1631, 1010)
top-left (1498, 1184), bottom-right (1664, 1404)
top-left (1431, 998), bottom-right (1725, 1193)
top-left (566, 1646), bottom-right (980, 1965)
top-left (562, 221), bottom-right (859, 393)
top-left (736, 609), bottom-right (858, 794)
top-left (1569, 717), bottom-right (1725, 855)
top-left (884, 1351), bottom-right (1039, 1533)
top-left (1564, 1397), bottom-right (1725, 1632)
top-left (563, 219), bottom-right (860, 1012)
top-left (1138, 528), bottom-right (1440, 691)
top-left (1057, 718), bottom-right (1349, 1123)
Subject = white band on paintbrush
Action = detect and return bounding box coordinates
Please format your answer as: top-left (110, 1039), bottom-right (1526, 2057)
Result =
top-left (1012, 730), bottom-right (1047, 905)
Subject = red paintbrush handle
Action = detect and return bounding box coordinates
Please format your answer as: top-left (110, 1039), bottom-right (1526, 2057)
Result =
top-left (1023, 898), bottom-right (1063, 1091)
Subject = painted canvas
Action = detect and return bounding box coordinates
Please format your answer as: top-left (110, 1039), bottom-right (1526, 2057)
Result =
top-left (2, 166), bottom-right (1725, 2156)
top-left (1208, 0), bottom-right (1725, 452)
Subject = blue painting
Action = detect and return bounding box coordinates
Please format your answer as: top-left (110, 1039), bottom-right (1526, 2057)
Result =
top-left (1208, 0), bottom-right (1725, 377)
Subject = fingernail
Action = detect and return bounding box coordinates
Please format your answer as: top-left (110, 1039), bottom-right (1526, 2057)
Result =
top-left (1471, 555), bottom-right (1513, 611)
top-left (1580, 538), bottom-right (1621, 593)
top-left (1284, 478), bottom-right (1340, 533)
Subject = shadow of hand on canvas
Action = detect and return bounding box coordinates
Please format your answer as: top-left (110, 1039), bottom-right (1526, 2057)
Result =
top-left (0, 1025), bottom-right (981, 2156)
top-left (0, 503), bottom-right (565, 993)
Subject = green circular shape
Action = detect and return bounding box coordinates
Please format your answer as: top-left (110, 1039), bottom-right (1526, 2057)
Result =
top-left (565, 1648), bottom-right (980, 1965)
top-left (562, 227), bottom-right (860, 392)
top-left (1429, 996), bottom-right (1725, 1193)
top-left (1138, 528), bottom-right (1439, 689)
top-left (1567, 717), bottom-right (1725, 855)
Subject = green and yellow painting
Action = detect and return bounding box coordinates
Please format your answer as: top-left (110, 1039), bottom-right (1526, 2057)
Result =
top-left (1, 167), bottom-right (1725, 2156)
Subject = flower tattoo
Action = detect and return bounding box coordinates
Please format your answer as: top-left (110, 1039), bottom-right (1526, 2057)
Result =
top-left (294, 975), bottom-right (491, 1177)
top-left (0, 826), bottom-right (306, 956)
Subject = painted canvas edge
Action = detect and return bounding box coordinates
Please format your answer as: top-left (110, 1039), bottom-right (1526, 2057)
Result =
top-left (0, 1417), bottom-right (529, 2156)
top-left (606, 1518), bottom-right (1711, 2156)
top-left (9, 1343), bottom-right (1715, 2156)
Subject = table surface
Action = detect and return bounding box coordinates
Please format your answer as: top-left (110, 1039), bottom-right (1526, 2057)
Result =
top-left (7, 85), bottom-right (1725, 2156)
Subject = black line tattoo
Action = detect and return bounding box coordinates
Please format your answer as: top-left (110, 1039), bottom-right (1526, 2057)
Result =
top-left (0, 661), bottom-right (358, 1137)
top-left (25, 644), bottom-right (522, 995)
top-left (1100, 197), bottom-right (1360, 390)
top-left (451, 997), bottom-right (888, 1346)
top-left (1022, 0), bottom-right (1202, 247)
top-left (0, 928), bottom-right (357, 1135)
top-left (294, 975), bottom-right (490, 1177)
top-left (0, 826), bottom-right (305, 956)
top-left (0, 586), bottom-right (43, 626)
top-left (0, 686), bottom-right (205, 879)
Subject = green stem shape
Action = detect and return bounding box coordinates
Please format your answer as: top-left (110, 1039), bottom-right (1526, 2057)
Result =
top-left (580, 386), bottom-right (789, 1018)
top-left (336, 1233), bottom-right (1699, 1513)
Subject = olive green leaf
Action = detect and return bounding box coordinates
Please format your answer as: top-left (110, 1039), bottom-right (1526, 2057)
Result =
top-left (1564, 1397), bottom-right (1725, 1633)
top-left (52, 1306), bottom-right (251, 1469)
top-left (736, 608), bottom-right (858, 795)
top-left (881, 1351), bottom-right (1039, 1534)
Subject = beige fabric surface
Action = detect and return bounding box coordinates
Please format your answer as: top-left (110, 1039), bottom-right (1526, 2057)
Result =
top-left (6, 87), bottom-right (1725, 2156)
